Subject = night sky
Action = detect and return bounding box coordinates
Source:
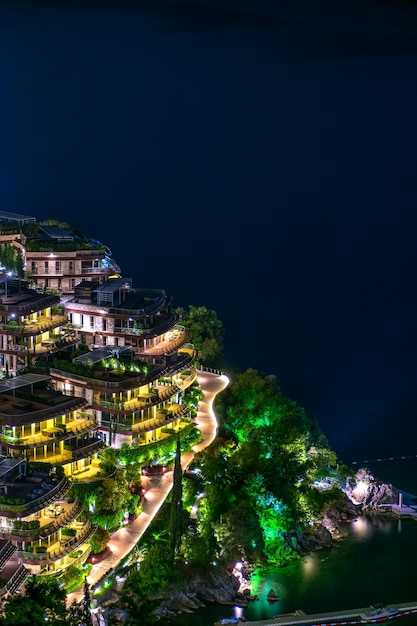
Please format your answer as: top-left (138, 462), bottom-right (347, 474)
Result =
top-left (1, 0), bottom-right (417, 463)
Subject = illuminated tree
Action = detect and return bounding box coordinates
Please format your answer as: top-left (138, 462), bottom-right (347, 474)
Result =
top-left (169, 438), bottom-right (183, 559)
top-left (176, 305), bottom-right (224, 367)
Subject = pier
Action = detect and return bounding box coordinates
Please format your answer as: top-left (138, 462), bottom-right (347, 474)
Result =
top-left (232, 602), bottom-right (417, 626)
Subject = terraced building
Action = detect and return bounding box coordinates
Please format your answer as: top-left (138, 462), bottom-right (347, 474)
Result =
top-left (0, 211), bottom-right (119, 294)
top-left (50, 277), bottom-right (198, 449)
top-left (0, 213), bottom-right (199, 595)
top-left (0, 374), bottom-right (100, 583)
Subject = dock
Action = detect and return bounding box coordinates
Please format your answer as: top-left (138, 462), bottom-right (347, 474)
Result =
top-left (228, 601), bottom-right (417, 626)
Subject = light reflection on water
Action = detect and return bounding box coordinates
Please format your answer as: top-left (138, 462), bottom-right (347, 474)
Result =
top-left (170, 513), bottom-right (417, 625)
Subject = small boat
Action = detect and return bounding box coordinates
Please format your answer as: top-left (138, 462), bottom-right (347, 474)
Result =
top-left (215, 618), bottom-right (244, 625)
top-left (360, 606), bottom-right (400, 622)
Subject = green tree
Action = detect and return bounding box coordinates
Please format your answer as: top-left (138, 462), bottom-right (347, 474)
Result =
top-left (176, 305), bottom-right (224, 367)
top-left (1, 575), bottom-right (67, 625)
top-left (90, 525), bottom-right (111, 553)
top-left (82, 580), bottom-right (93, 626)
top-left (169, 438), bottom-right (183, 559)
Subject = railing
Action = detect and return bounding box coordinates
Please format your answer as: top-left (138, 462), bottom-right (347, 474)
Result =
top-left (0, 541), bottom-right (16, 569)
top-left (103, 405), bottom-right (192, 436)
top-left (107, 289), bottom-right (167, 317)
top-left (18, 521), bottom-right (97, 562)
top-left (0, 295), bottom-right (58, 314)
top-left (0, 418), bottom-right (96, 449)
top-left (82, 267), bottom-right (112, 274)
top-left (0, 396), bottom-right (88, 427)
top-left (0, 476), bottom-right (70, 515)
top-left (199, 365), bottom-right (227, 377)
top-left (1, 563), bottom-right (29, 597)
top-left (0, 501), bottom-right (83, 539)
top-left (115, 312), bottom-right (178, 337)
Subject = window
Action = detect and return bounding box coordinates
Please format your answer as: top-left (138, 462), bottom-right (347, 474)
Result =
top-left (80, 314), bottom-right (84, 326)
top-left (55, 261), bottom-right (61, 273)
top-left (90, 316), bottom-right (94, 329)
top-left (44, 261), bottom-right (49, 274)
top-left (102, 319), bottom-right (107, 331)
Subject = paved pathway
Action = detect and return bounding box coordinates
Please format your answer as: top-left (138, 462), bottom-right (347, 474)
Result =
top-left (67, 370), bottom-right (230, 605)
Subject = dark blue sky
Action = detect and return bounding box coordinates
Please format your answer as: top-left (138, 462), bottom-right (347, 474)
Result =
top-left (1, 0), bottom-right (417, 462)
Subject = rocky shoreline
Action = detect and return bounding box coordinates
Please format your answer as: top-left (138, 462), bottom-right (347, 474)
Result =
top-left (100, 469), bottom-right (399, 623)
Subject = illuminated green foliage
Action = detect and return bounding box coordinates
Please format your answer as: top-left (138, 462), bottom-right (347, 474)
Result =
top-left (176, 305), bottom-right (224, 367)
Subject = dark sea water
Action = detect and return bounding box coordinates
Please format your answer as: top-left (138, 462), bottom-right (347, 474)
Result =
top-left (168, 458), bottom-right (417, 626)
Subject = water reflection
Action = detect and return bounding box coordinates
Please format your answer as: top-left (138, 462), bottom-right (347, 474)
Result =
top-left (233, 605), bottom-right (244, 620)
top-left (170, 516), bottom-right (417, 625)
top-left (302, 553), bottom-right (318, 579)
top-left (351, 515), bottom-right (373, 538)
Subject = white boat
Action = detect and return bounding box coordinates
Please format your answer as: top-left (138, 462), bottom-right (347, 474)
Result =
top-left (360, 606), bottom-right (400, 622)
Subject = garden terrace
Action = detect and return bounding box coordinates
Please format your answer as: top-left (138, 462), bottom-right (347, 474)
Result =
top-left (50, 346), bottom-right (196, 392)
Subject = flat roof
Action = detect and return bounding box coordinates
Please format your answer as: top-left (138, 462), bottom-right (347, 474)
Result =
top-left (0, 457), bottom-right (26, 480)
top-left (0, 211), bottom-right (36, 224)
top-left (94, 278), bottom-right (133, 294)
top-left (0, 373), bottom-right (51, 394)
top-left (73, 345), bottom-right (134, 365)
top-left (38, 225), bottom-right (74, 241)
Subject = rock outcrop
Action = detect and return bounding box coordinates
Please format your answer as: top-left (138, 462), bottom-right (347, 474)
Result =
top-left (345, 467), bottom-right (398, 510)
top-left (152, 567), bottom-right (242, 620)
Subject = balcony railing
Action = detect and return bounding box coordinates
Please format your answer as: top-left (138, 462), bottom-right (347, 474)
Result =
top-left (0, 476), bottom-right (70, 515)
top-left (18, 521), bottom-right (97, 562)
top-left (102, 405), bottom-right (192, 436)
top-left (0, 501), bottom-right (83, 540)
top-left (0, 396), bottom-right (88, 427)
top-left (1, 563), bottom-right (29, 596)
top-left (0, 417), bottom-right (96, 449)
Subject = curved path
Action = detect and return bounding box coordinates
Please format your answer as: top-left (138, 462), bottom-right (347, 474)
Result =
top-left (67, 370), bottom-right (230, 606)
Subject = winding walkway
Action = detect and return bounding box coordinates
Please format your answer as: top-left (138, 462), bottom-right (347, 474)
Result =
top-left (67, 370), bottom-right (230, 606)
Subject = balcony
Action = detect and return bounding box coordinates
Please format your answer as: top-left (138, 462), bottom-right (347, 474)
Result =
top-left (0, 476), bottom-right (71, 517)
top-left (18, 520), bottom-right (96, 564)
top-left (0, 394), bottom-right (88, 428)
top-left (115, 311), bottom-right (177, 338)
top-left (0, 500), bottom-right (83, 541)
top-left (0, 314), bottom-right (69, 336)
top-left (0, 415), bottom-right (96, 450)
top-left (25, 437), bottom-right (106, 465)
top-left (103, 404), bottom-right (192, 436)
